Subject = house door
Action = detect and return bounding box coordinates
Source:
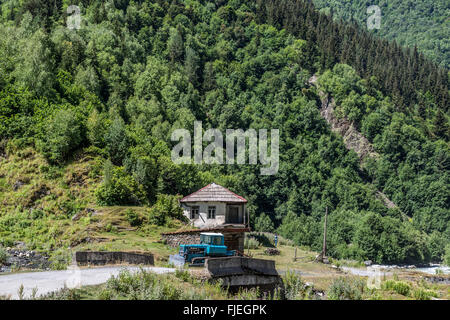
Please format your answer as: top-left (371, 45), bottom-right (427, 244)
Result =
top-left (227, 206), bottom-right (239, 224)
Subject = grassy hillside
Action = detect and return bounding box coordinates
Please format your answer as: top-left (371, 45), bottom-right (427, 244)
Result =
top-left (0, 146), bottom-right (180, 266)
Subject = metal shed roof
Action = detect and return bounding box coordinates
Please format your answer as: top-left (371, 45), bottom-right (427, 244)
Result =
top-left (180, 183), bottom-right (247, 203)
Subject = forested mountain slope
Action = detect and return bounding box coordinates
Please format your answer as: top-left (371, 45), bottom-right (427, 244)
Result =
top-left (0, 0), bottom-right (448, 265)
top-left (313, 0), bottom-right (450, 69)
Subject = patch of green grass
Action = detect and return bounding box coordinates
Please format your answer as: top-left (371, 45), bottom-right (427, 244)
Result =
top-left (0, 147), bottom-right (183, 259)
top-left (0, 247), bottom-right (8, 264)
top-left (381, 280), bottom-right (411, 296)
top-left (125, 209), bottom-right (142, 227)
top-left (48, 248), bottom-right (72, 270)
top-left (412, 288), bottom-right (439, 300)
top-left (37, 285), bottom-right (94, 300)
top-left (282, 270), bottom-right (308, 300)
top-left (95, 269), bottom-right (229, 300)
top-left (244, 236), bottom-right (261, 250)
top-left (327, 277), bottom-right (366, 300)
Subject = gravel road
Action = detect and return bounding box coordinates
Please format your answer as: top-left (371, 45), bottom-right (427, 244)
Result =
top-left (0, 266), bottom-right (175, 299)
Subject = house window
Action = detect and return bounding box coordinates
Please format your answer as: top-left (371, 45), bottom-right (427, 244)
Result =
top-left (207, 206), bottom-right (216, 219)
top-left (190, 206), bottom-right (199, 219)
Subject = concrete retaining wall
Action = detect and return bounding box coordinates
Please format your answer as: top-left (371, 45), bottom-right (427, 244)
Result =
top-left (206, 257), bottom-right (279, 276)
top-left (205, 257), bottom-right (282, 294)
top-left (75, 251), bottom-right (154, 266)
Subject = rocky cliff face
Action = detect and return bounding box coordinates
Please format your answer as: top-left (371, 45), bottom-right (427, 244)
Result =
top-left (309, 75), bottom-right (378, 164)
top-left (309, 76), bottom-right (398, 210)
top-left (319, 92), bottom-right (379, 164)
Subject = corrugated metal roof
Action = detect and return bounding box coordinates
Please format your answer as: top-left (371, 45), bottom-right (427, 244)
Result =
top-left (180, 183), bottom-right (247, 203)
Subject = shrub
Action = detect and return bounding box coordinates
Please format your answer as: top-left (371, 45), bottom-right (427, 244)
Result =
top-left (86, 109), bottom-right (108, 148)
top-left (148, 194), bottom-right (185, 226)
top-left (244, 236), bottom-right (260, 250)
top-left (381, 280), bottom-right (411, 296)
top-left (124, 152), bottom-right (158, 202)
top-left (125, 209), bottom-right (142, 227)
top-left (444, 244), bottom-right (450, 266)
top-left (235, 287), bottom-right (260, 300)
top-left (282, 271), bottom-right (306, 300)
top-left (104, 223), bottom-right (118, 233)
top-left (412, 288), bottom-right (439, 300)
top-left (254, 213), bottom-right (275, 233)
top-left (0, 238), bottom-right (14, 248)
top-left (37, 109), bottom-right (84, 164)
top-left (0, 247), bottom-right (8, 264)
top-left (97, 289), bottom-right (113, 300)
top-left (49, 249), bottom-right (71, 270)
top-left (38, 286), bottom-right (82, 300)
top-left (104, 269), bottom-right (185, 300)
top-left (247, 232), bottom-right (273, 247)
top-left (58, 200), bottom-right (83, 217)
top-left (104, 117), bottom-right (130, 165)
top-left (352, 212), bottom-right (429, 264)
top-left (95, 164), bottom-right (146, 206)
top-left (278, 236), bottom-right (294, 246)
top-left (30, 208), bottom-right (45, 220)
top-left (327, 277), bottom-right (366, 300)
top-left (426, 231), bottom-right (446, 262)
top-left (175, 269), bottom-right (192, 282)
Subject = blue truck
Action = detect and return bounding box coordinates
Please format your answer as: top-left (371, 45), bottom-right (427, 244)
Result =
top-left (169, 233), bottom-right (236, 266)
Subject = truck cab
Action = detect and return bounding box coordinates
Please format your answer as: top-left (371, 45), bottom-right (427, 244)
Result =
top-left (175, 233), bottom-right (235, 265)
top-left (200, 232), bottom-right (224, 245)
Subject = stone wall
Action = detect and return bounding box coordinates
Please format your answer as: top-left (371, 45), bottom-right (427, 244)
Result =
top-left (75, 251), bottom-right (154, 266)
top-left (162, 233), bottom-right (201, 249)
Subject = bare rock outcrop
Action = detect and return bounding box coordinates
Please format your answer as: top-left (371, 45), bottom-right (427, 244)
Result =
top-left (309, 75), bottom-right (398, 210)
top-left (319, 92), bottom-right (379, 163)
top-left (376, 191), bottom-right (398, 209)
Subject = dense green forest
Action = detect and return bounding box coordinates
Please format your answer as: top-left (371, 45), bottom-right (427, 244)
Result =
top-left (313, 0), bottom-right (450, 69)
top-left (0, 0), bottom-right (449, 265)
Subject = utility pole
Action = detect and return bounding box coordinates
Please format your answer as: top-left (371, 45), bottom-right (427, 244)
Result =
top-left (315, 206), bottom-right (328, 263)
top-left (323, 206), bottom-right (328, 259)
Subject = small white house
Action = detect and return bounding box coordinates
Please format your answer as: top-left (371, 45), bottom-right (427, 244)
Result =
top-left (180, 183), bottom-right (248, 229)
